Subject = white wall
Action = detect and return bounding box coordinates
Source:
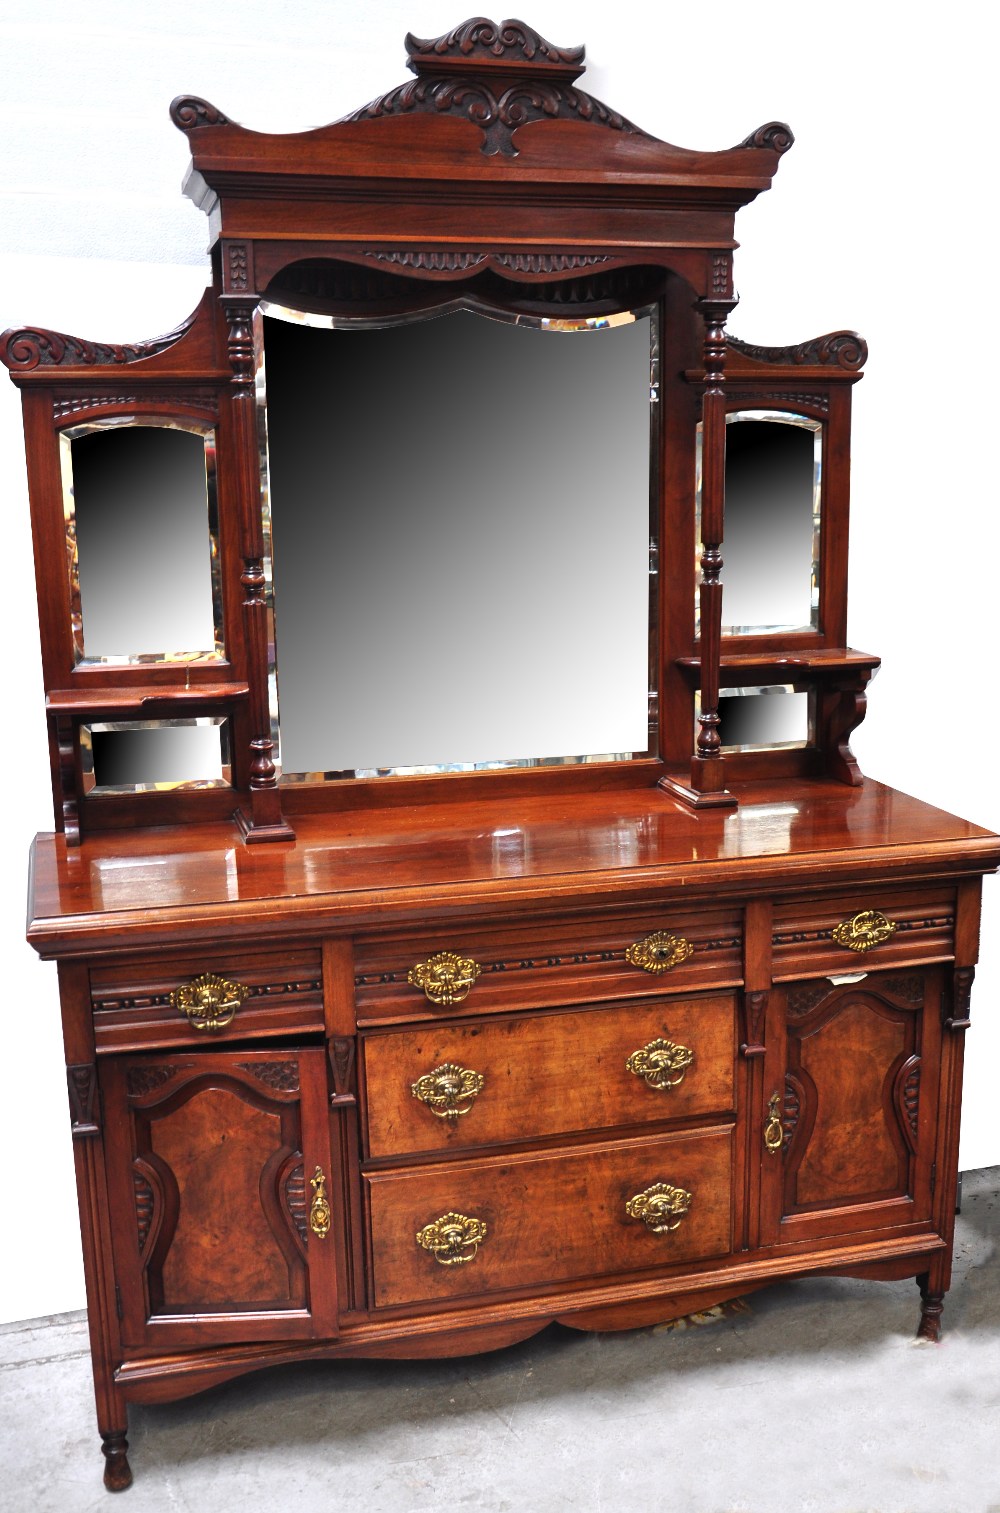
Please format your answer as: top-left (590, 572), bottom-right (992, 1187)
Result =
top-left (1, 2), bottom-right (996, 1324)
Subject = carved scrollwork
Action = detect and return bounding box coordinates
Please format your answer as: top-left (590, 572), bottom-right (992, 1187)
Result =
top-left (169, 96), bottom-right (231, 130)
top-left (237, 1060), bottom-right (300, 1092)
top-left (736, 121), bottom-right (795, 155)
top-left (728, 331), bottom-right (868, 372)
top-left (0, 312), bottom-right (196, 372)
top-left (406, 19), bottom-right (585, 74)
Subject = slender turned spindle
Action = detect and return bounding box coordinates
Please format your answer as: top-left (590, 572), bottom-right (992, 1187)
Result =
top-left (224, 297), bottom-right (293, 842)
top-left (692, 295), bottom-right (737, 794)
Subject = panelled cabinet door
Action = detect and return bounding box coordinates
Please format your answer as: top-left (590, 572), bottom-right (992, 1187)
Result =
top-left (759, 970), bottom-right (942, 1246)
top-left (101, 1049), bottom-right (339, 1351)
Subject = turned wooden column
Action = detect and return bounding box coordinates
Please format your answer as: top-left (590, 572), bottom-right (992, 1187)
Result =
top-left (691, 294), bottom-right (737, 797)
top-left (223, 292), bottom-right (294, 843)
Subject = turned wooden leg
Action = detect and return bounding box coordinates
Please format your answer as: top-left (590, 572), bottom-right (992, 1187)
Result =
top-left (101, 1430), bottom-right (133, 1492)
top-left (916, 1271), bottom-right (945, 1342)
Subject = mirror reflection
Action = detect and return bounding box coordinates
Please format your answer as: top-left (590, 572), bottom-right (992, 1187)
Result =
top-left (259, 304), bottom-right (656, 778)
top-left (696, 411), bottom-right (821, 638)
top-left (698, 684), bottom-right (810, 751)
top-left (81, 718), bottom-right (232, 793)
top-left (62, 421), bottom-right (223, 664)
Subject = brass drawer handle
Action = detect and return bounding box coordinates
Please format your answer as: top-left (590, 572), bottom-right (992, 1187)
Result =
top-left (625, 1037), bottom-right (694, 1090)
top-left (309, 1167), bottom-right (332, 1239)
top-left (170, 972), bottom-right (250, 1031)
top-left (625, 931), bottom-right (694, 975)
top-left (625, 1181), bottom-right (692, 1233)
top-left (832, 909), bottom-right (897, 954)
top-left (416, 1211), bottom-right (487, 1266)
top-left (411, 1062), bottom-right (485, 1121)
top-left (407, 951), bottom-right (482, 1006)
top-left (764, 1092), bottom-right (783, 1155)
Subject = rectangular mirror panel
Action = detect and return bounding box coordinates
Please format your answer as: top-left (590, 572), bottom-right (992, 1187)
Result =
top-left (260, 306), bottom-right (656, 778)
top-left (696, 411), bottom-right (822, 638)
top-left (696, 684), bottom-right (810, 752)
top-left (62, 421), bottom-right (223, 665)
top-left (81, 718), bottom-right (231, 793)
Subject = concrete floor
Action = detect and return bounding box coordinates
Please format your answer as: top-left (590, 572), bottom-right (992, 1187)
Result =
top-left (2, 1170), bottom-right (997, 1513)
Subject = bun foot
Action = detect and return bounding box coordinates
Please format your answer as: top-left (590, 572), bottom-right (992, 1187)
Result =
top-left (101, 1431), bottom-right (133, 1492)
top-left (916, 1275), bottom-right (944, 1342)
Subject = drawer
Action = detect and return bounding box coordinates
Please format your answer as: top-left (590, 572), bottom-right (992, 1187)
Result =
top-left (772, 886), bottom-right (955, 982)
top-left (362, 991), bottom-right (737, 1158)
top-left (367, 1124), bottom-right (733, 1309)
top-left (354, 906), bottom-right (742, 1025)
top-left (90, 947), bottom-right (324, 1052)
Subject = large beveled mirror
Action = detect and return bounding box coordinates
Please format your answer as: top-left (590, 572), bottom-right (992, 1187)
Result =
top-left (256, 302), bottom-right (658, 780)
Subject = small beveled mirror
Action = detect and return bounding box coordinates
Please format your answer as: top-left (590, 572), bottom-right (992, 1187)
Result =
top-left (696, 411), bottom-right (821, 638)
top-left (61, 420), bottom-right (223, 665)
top-left (80, 717), bottom-right (232, 794)
top-left (258, 302), bottom-right (658, 779)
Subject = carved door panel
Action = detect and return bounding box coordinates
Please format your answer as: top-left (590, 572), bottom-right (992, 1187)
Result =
top-left (759, 971), bottom-right (941, 1246)
top-left (102, 1049), bottom-right (339, 1351)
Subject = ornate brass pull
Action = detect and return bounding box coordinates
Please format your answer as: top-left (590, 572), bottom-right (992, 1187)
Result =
top-left (411, 1062), bottom-right (485, 1121)
top-left (764, 1092), bottom-right (783, 1155)
top-left (407, 951), bottom-right (482, 1007)
top-left (416, 1211), bottom-right (487, 1266)
top-left (625, 931), bottom-right (694, 975)
top-left (626, 1181), bottom-right (692, 1233)
top-left (309, 1166), bottom-right (332, 1239)
top-left (625, 1038), bottom-right (694, 1090)
top-left (832, 909), bottom-right (897, 954)
top-left (170, 972), bottom-right (250, 1031)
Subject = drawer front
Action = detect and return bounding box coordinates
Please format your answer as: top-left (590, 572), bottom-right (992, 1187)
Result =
top-left (363, 992), bottom-right (737, 1158)
top-left (91, 947), bottom-right (324, 1052)
top-left (354, 906), bottom-right (742, 1025)
top-left (368, 1125), bottom-right (733, 1309)
top-left (772, 886), bottom-right (955, 982)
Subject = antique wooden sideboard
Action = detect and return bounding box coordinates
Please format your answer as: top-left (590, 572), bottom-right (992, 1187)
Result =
top-left (5, 18), bottom-right (998, 1493)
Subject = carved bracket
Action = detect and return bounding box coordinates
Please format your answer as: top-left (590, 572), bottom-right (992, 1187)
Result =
top-left (330, 1038), bottom-right (357, 1104)
top-left (67, 1064), bottom-right (99, 1137)
top-left (741, 989), bottom-right (768, 1058)
top-left (945, 967), bottom-right (975, 1031)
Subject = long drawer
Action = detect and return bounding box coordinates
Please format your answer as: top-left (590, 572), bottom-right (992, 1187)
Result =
top-left (362, 991), bottom-right (737, 1158)
top-left (354, 906), bottom-right (742, 1025)
top-left (367, 1124), bottom-right (734, 1309)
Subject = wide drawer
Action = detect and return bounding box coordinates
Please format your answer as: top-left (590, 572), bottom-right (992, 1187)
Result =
top-left (90, 947), bottom-right (324, 1052)
top-left (362, 991), bottom-right (737, 1158)
top-left (772, 886), bottom-right (955, 982)
top-left (368, 1124), bottom-right (733, 1309)
top-left (354, 906), bottom-right (742, 1025)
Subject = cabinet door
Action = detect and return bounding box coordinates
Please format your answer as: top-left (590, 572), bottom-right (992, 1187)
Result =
top-left (102, 1049), bottom-right (339, 1351)
top-left (759, 970), bottom-right (941, 1246)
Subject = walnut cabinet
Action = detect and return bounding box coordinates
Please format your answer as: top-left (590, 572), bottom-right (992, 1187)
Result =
top-left (7, 16), bottom-right (998, 1493)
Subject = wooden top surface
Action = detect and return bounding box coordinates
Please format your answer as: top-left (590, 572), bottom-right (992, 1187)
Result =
top-left (27, 779), bottom-right (1000, 958)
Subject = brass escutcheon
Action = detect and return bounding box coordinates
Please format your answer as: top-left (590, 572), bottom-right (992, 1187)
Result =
top-left (416, 1211), bottom-right (487, 1266)
top-left (411, 1062), bottom-right (485, 1121)
top-left (625, 1181), bottom-right (692, 1233)
top-left (625, 931), bottom-right (694, 975)
top-left (625, 1037), bottom-right (694, 1090)
top-left (763, 1091), bottom-right (783, 1155)
top-left (309, 1166), bottom-right (332, 1239)
top-left (832, 909), bottom-right (897, 954)
top-left (171, 972), bottom-right (250, 1031)
top-left (407, 951), bottom-right (482, 1007)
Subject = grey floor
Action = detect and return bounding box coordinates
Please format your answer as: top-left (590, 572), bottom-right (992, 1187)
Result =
top-left (2, 1171), bottom-right (998, 1513)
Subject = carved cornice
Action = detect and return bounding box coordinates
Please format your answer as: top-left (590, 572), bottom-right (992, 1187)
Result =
top-left (406, 19), bottom-right (586, 78)
top-left (366, 249), bottom-right (614, 275)
top-left (0, 312), bottom-right (196, 373)
top-left (728, 331), bottom-right (868, 371)
top-left (170, 96), bottom-right (231, 131)
top-left (344, 21), bottom-right (645, 159)
top-left (736, 122), bottom-right (794, 156)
